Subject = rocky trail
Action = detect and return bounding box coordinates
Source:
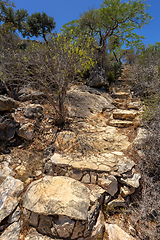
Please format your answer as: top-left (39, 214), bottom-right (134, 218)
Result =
top-left (0, 68), bottom-right (146, 239)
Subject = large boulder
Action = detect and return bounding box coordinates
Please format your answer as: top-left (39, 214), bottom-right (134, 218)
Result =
top-left (23, 176), bottom-right (90, 220)
top-left (0, 95), bottom-right (19, 112)
top-left (87, 67), bottom-right (109, 89)
top-left (23, 176), bottom-right (105, 239)
top-left (67, 86), bottom-right (114, 118)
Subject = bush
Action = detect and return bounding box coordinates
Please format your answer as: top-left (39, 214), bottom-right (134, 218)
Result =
top-left (1, 34), bottom-right (96, 125)
top-left (129, 43), bottom-right (160, 239)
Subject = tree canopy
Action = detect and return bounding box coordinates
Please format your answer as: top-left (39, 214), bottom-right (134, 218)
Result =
top-left (24, 12), bottom-right (56, 43)
top-left (0, 2), bottom-right (55, 42)
top-left (62, 0), bottom-right (152, 67)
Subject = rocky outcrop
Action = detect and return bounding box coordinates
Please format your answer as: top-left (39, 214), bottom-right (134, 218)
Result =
top-left (23, 176), bottom-right (90, 220)
top-left (23, 176), bottom-right (105, 239)
top-left (0, 95), bottom-right (19, 112)
top-left (67, 85), bottom-right (114, 118)
top-left (87, 67), bottom-right (109, 89)
top-left (0, 69), bottom-right (144, 239)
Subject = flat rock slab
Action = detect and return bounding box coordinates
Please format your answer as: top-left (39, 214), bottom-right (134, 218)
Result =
top-left (113, 109), bottom-right (137, 120)
top-left (111, 92), bottom-right (130, 99)
top-left (0, 176), bottom-right (24, 223)
top-left (23, 176), bottom-right (90, 220)
top-left (109, 119), bottom-right (133, 128)
top-left (51, 153), bottom-right (119, 173)
top-left (67, 86), bottom-right (114, 118)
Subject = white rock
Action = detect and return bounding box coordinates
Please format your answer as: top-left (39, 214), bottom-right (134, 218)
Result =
top-left (120, 173), bottom-right (141, 188)
top-left (0, 176), bottom-right (24, 223)
top-left (120, 185), bottom-right (135, 197)
top-left (23, 176), bottom-right (90, 220)
top-left (105, 223), bottom-right (135, 240)
top-left (133, 128), bottom-right (149, 149)
top-left (0, 221), bottom-right (21, 240)
top-left (98, 174), bottom-right (118, 196)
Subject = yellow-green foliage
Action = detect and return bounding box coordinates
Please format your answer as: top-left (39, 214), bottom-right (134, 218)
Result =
top-left (56, 33), bottom-right (96, 75)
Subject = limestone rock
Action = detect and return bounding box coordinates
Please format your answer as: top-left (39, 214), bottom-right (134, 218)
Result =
top-left (0, 221), bottom-right (21, 240)
top-left (89, 185), bottom-right (105, 205)
top-left (24, 104), bottom-right (43, 119)
top-left (128, 101), bottom-right (141, 110)
top-left (17, 123), bottom-right (34, 140)
top-left (113, 109), bottom-right (137, 120)
top-left (71, 220), bottom-right (86, 239)
top-left (0, 176), bottom-right (24, 223)
top-left (28, 212), bottom-right (39, 228)
top-left (24, 228), bottom-right (60, 240)
top-left (109, 119), bottom-right (133, 128)
top-left (0, 95), bottom-right (19, 112)
top-left (118, 158), bottom-right (135, 175)
top-left (53, 216), bottom-right (75, 238)
top-left (111, 92), bottom-right (130, 100)
top-left (87, 67), bottom-right (109, 88)
top-left (120, 173), bottom-right (141, 188)
top-left (98, 174), bottom-right (118, 196)
top-left (38, 215), bottom-right (53, 236)
top-left (0, 155), bottom-right (14, 179)
top-left (67, 86), bottom-right (114, 118)
top-left (105, 223), bottom-right (135, 240)
top-left (23, 176), bottom-right (90, 220)
top-left (8, 206), bottom-right (21, 224)
top-left (18, 88), bottom-right (45, 102)
top-left (68, 169), bottom-right (83, 181)
top-left (133, 127), bottom-right (149, 149)
top-left (81, 173), bottom-right (90, 184)
top-left (120, 185), bottom-right (135, 197)
top-left (54, 131), bottom-right (77, 152)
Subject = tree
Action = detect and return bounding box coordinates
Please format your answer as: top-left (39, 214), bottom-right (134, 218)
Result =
top-left (24, 12), bottom-right (56, 43)
top-left (62, 0), bottom-right (152, 68)
top-left (0, 1), bottom-right (28, 33)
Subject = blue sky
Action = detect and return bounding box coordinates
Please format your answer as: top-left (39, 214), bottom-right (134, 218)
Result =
top-left (13, 0), bottom-right (160, 46)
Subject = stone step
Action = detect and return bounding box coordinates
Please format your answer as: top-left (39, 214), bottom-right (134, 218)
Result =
top-left (109, 119), bottom-right (134, 128)
top-left (44, 153), bottom-right (135, 185)
top-left (114, 88), bottom-right (130, 94)
top-left (111, 92), bottom-right (130, 100)
top-left (112, 109), bottom-right (137, 120)
top-left (112, 101), bottom-right (128, 110)
top-left (116, 78), bottom-right (133, 84)
top-left (127, 101), bottom-right (141, 110)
